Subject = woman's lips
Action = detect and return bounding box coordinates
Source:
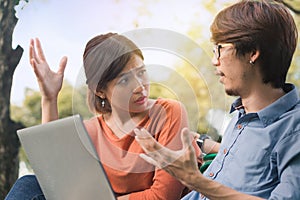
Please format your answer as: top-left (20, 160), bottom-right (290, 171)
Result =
top-left (134, 96), bottom-right (147, 104)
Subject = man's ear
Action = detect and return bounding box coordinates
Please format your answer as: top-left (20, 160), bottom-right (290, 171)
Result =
top-left (250, 49), bottom-right (260, 64)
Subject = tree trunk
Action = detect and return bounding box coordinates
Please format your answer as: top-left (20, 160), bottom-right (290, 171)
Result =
top-left (0, 0), bottom-right (24, 198)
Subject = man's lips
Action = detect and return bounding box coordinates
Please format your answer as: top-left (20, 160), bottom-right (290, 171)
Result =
top-left (215, 70), bottom-right (225, 83)
top-left (215, 70), bottom-right (224, 76)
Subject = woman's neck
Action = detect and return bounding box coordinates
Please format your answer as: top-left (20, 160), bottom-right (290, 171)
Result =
top-left (103, 100), bottom-right (155, 138)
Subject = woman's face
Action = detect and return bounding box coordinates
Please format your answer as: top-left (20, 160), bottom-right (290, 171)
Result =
top-left (101, 54), bottom-right (150, 114)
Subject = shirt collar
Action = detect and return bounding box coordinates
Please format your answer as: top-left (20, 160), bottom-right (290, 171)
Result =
top-left (230, 84), bottom-right (299, 126)
top-left (230, 98), bottom-right (245, 116)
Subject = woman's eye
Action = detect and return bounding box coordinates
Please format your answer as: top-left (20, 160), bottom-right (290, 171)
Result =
top-left (138, 69), bottom-right (147, 77)
top-left (118, 77), bottom-right (128, 85)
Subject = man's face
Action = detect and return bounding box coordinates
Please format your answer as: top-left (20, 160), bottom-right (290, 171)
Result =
top-left (212, 43), bottom-right (256, 97)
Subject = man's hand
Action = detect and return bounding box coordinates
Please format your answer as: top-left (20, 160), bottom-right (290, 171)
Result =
top-left (134, 127), bottom-right (201, 188)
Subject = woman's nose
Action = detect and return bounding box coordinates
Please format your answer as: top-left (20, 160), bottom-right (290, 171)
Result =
top-left (132, 78), bottom-right (145, 93)
top-left (133, 84), bottom-right (145, 93)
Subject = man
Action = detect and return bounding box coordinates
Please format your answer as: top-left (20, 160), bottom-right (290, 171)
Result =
top-left (134, 0), bottom-right (300, 199)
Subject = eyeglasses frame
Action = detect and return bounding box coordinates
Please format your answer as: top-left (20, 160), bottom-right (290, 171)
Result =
top-left (213, 43), bottom-right (234, 59)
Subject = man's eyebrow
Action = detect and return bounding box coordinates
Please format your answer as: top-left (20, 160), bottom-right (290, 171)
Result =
top-left (117, 65), bottom-right (146, 78)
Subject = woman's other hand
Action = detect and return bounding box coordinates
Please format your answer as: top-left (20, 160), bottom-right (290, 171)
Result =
top-left (29, 38), bottom-right (67, 101)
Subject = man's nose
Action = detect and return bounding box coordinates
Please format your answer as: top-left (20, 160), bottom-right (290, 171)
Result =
top-left (212, 54), bottom-right (220, 67)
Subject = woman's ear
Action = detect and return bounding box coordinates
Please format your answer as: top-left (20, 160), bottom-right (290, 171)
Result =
top-left (95, 90), bottom-right (105, 99)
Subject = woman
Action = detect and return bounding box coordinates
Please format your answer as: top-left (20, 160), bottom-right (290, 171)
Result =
top-left (6, 33), bottom-right (197, 199)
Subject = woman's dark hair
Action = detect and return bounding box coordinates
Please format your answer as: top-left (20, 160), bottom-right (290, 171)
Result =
top-left (210, 0), bottom-right (298, 88)
top-left (83, 33), bottom-right (144, 114)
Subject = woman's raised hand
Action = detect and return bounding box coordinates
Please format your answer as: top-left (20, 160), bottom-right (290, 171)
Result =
top-left (29, 38), bottom-right (67, 101)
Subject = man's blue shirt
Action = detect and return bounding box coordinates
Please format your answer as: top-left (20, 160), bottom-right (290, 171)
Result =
top-left (183, 84), bottom-right (300, 200)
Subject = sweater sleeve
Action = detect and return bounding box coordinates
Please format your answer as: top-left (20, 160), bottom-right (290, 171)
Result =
top-left (128, 169), bottom-right (186, 200)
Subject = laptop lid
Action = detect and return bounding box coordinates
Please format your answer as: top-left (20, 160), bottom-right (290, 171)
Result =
top-left (17, 114), bottom-right (116, 200)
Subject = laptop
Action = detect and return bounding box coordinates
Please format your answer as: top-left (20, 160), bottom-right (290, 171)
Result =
top-left (17, 114), bottom-right (116, 200)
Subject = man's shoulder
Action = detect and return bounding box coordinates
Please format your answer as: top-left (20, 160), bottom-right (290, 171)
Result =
top-left (284, 99), bottom-right (300, 117)
top-left (279, 100), bottom-right (300, 135)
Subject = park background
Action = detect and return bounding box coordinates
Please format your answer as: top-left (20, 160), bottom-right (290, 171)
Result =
top-left (8, 0), bottom-right (300, 185)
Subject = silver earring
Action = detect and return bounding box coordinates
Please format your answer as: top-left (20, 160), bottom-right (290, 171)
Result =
top-left (249, 60), bottom-right (255, 65)
top-left (101, 100), bottom-right (105, 108)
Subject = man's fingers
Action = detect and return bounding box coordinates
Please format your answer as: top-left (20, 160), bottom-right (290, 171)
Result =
top-left (134, 128), bottom-right (151, 139)
top-left (190, 131), bottom-right (200, 140)
top-left (181, 128), bottom-right (193, 150)
top-left (135, 128), bottom-right (163, 153)
top-left (134, 128), bottom-right (154, 154)
top-left (181, 128), bottom-right (198, 165)
top-left (139, 154), bottom-right (161, 168)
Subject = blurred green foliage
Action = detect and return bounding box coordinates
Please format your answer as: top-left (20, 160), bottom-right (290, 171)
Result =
top-left (11, 0), bottom-right (300, 172)
top-left (11, 81), bottom-right (92, 168)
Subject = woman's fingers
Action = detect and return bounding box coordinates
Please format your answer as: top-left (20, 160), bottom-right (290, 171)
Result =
top-left (30, 59), bottom-right (42, 79)
top-left (29, 38), bottom-right (47, 65)
top-left (29, 38), bottom-right (68, 78)
top-left (35, 38), bottom-right (47, 63)
top-left (29, 39), bottom-right (37, 65)
top-left (58, 56), bottom-right (68, 75)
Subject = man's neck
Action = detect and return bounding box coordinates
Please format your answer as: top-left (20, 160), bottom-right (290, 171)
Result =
top-left (241, 85), bottom-right (285, 113)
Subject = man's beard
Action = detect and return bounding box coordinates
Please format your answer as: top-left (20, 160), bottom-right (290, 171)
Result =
top-left (225, 88), bottom-right (239, 97)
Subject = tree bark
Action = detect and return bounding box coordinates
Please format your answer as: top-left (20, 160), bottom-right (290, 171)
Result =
top-left (0, 0), bottom-right (24, 198)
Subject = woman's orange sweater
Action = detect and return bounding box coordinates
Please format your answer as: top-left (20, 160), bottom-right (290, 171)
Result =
top-left (84, 98), bottom-right (198, 200)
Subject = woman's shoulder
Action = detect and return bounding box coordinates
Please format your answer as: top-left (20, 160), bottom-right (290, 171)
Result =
top-left (83, 115), bottom-right (100, 126)
top-left (155, 98), bottom-right (185, 110)
top-left (150, 98), bottom-right (186, 117)
top-left (154, 98), bottom-right (184, 108)
top-left (83, 115), bottom-right (102, 138)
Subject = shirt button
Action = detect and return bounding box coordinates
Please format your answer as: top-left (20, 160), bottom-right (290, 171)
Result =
top-left (223, 148), bottom-right (227, 154)
top-left (237, 124), bottom-right (243, 129)
top-left (209, 172), bottom-right (214, 177)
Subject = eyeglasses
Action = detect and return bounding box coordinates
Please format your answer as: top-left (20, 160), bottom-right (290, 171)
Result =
top-left (213, 43), bottom-right (234, 59)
